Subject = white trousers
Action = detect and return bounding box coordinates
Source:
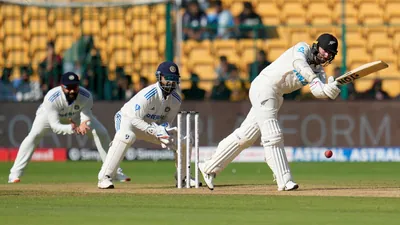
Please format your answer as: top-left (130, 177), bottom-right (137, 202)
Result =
top-left (9, 113), bottom-right (111, 179)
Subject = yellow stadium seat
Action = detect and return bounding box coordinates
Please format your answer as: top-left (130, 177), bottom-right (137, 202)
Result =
top-left (3, 20), bottom-right (23, 35)
top-left (106, 19), bottom-right (126, 35)
top-left (154, 4), bottom-right (166, 17)
top-left (257, 1), bottom-right (281, 25)
top-left (48, 8), bottom-right (74, 25)
top-left (4, 36), bottom-right (28, 53)
top-left (54, 20), bottom-right (75, 36)
top-left (289, 28), bottom-right (313, 46)
top-left (111, 49), bottom-right (133, 67)
top-left (230, 1), bottom-right (245, 16)
top-left (307, 2), bottom-right (332, 25)
top-left (100, 7), bottom-right (125, 24)
top-left (106, 35), bottom-right (132, 54)
top-left (281, 2), bottom-right (307, 25)
top-left (358, 2), bottom-right (384, 25)
top-left (132, 36), bottom-right (157, 54)
top-left (6, 51), bottom-right (30, 66)
top-left (81, 20), bottom-right (100, 35)
top-left (79, 7), bottom-right (100, 20)
top-left (55, 36), bottom-right (74, 55)
top-left (332, 4), bottom-right (358, 24)
top-left (131, 18), bottom-right (154, 34)
top-left (156, 19), bottom-right (166, 36)
top-left (345, 27), bottom-right (366, 48)
top-left (353, 79), bottom-right (375, 94)
top-left (384, 1), bottom-right (400, 24)
top-left (188, 47), bottom-right (214, 66)
top-left (129, 5), bottom-right (150, 19)
top-left (382, 80), bottom-right (400, 97)
top-left (31, 50), bottom-right (47, 66)
top-left (28, 20), bottom-right (48, 36)
top-left (213, 39), bottom-right (237, 51)
top-left (23, 6), bottom-right (48, 25)
top-left (363, 27), bottom-right (391, 52)
top-left (138, 49), bottom-right (159, 64)
top-left (237, 39), bottom-right (263, 52)
top-left (347, 47), bottom-right (372, 68)
top-left (182, 40), bottom-right (211, 56)
top-left (29, 36), bottom-right (48, 56)
top-left (0, 5), bottom-right (22, 18)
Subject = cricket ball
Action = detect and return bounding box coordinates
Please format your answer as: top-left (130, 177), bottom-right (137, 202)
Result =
top-left (324, 150), bottom-right (333, 158)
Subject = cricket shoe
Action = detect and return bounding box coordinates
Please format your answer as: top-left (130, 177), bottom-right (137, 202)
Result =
top-left (115, 168), bottom-right (131, 182)
top-left (98, 176), bottom-right (114, 189)
top-left (198, 162), bottom-right (215, 190)
top-left (278, 181), bottom-right (299, 191)
top-left (8, 178), bottom-right (21, 183)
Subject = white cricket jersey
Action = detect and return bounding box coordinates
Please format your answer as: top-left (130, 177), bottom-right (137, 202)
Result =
top-left (258, 42), bottom-right (327, 95)
top-left (120, 83), bottom-right (182, 131)
top-left (37, 86), bottom-right (94, 134)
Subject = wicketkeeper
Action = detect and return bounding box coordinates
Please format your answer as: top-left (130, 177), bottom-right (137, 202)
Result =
top-left (97, 61), bottom-right (201, 189)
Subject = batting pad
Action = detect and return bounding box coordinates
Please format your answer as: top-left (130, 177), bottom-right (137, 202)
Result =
top-left (204, 123), bottom-right (259, 174)
top-left (261, 119), bottom-right (292, 190)
top-left (98, 130), bottom-right (135, 180)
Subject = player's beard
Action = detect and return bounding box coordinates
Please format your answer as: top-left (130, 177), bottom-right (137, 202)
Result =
top-left (66, 92), bottom-right (78, 102)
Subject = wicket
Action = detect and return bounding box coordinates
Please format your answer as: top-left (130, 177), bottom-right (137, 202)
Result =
top-left (176, 111), bottom-right (200, 189)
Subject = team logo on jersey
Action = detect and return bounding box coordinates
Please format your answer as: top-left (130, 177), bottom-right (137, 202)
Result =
top-left (74, 105), bottom-right (80, 110)
top-left (169, 66), bottom-right (176, 73)
top-left (135, 104), bottom-right (141, 111)
top-left (165, 107), bottom-right (171, 112)
top-left (297, 46), bottom-right (305, 54)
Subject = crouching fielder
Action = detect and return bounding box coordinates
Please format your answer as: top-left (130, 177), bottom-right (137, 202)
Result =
top-left (8, 72), bottom-right (130, 183)
top-left (98, 61), bottom-right (200, 189)
top-left (199, 33), bottom-right (341, 191)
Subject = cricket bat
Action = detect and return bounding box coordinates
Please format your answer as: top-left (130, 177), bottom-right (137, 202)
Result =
top-left (334, 60), bottom-right (389, 86)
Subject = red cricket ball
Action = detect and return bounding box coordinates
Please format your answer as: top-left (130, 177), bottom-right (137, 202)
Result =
top-left (325, 150), bottom-right (333, 158)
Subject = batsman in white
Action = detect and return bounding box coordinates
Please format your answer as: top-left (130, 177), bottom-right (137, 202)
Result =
top-left (199, 33), bottom-right (341, 191)
top-left (97, 61), bottom-right (201, 189)
top-left (8, 72), bottom-right (130, 183)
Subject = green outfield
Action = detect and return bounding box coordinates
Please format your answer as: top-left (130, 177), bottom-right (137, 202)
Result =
top-left (0, 161), bottom-right (399, 225)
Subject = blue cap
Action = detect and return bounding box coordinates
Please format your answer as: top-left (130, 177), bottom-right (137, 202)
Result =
top-left (61, 72), bottom-right (80, 85)
top-left (156, 61), bottom-right (180, 77)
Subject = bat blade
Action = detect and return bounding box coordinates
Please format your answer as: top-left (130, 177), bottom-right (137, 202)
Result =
top-left (335, 60), bottom-right (389, 85)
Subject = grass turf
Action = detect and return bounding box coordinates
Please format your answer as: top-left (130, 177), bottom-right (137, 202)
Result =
top-left (0, 161), bottom-right (399, 225)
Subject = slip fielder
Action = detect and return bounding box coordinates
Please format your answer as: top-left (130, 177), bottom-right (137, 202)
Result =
top-left (8, 72), bottom-right (130, 183)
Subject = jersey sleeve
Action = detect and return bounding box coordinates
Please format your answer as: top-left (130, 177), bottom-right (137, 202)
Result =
top-left (43, 98), bottom-right (74, 135)
top-left (80, 95), bottom-right (94, 122)
top-left (292, 42), bottom-right (317, 82)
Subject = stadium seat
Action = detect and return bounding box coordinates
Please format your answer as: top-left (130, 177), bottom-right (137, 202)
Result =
top-left (156, 19), bottom-right (166, 37)
top-left (138, 49), bottom-right (159, 64)
top-left (100, 7), bottom-right (125, 24)
top-left (0, 5), bottom-right (22, 18)
top-left (332, 3), bottom-right (358, 24)
top-left (307, 2), bottom-right (332, 25)
top-left (48, 8), bottom-right (75, 25)
top-left (280, 2), bottom-right (307, 25)
top-left (382, 80), bottom-right (400, 97)
top-left (2, 20), bottom-right (23, 36)
top-left (132, 33), bottom-right (157, 54)
top-left (230, 1), bottom-right (245, 16)
top-left (31, 50), bottom-right (47, 66)
top-left (257, 1), bottom-right (281, 25)
top-left (4, 36), bottom-right (28, 53)
top-left (79, 7), bottom-right (100, 20)
top-left (345, 27), bottom-right (366, 48)
top-left (383, 1), bottom-right (400, 24)
top-left (347, 47), bottom-right (372, 68)
top-left (106, 35), bottom-right (132, 54)
top-left (128, 5), bottom-right (150, 19)
top-left (110, 49), bottom-right (133, 67)
top-left (81, 20), bottom-right (101, 35)
top-left (187, 46), bottom-right (214, 66)
top-left (28, 20), bottom-right (49, 36)
top-left (29, 36), bottom-right (48, 56)
top-left (363, 27), bottom-right (391, 52)
top-left (131, 18), bottom-right (155, 35)
top-left (289, 27), bottom-right (314, 46)
top-left (22, 6), bottom-right (48, 25)
top-left (182, 40), bottom-right (211, 56)
top-left (55, 36), bottom-right (74, 55)
top-left (6, 51), bottom-right (30, 67)
top-left (54, 20), bottom-right (75, 36)
top-left (106, 19), bottom-right (126, 35)
top-left (154, 4), bottom-right (166, 18)
top-left (358, 2), bottom-right (384, 25)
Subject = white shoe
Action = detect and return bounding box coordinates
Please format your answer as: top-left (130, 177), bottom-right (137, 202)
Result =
top-left (278, 181), bottom-right (299, 191)
top-left (115, 168), bottom-right (131, 182)
top-left (98, 176), bottom-right (114, 189)
top-left (198, 162), bottom-right (215, 190)
top-left (8, 177), bottom-right (21, 183)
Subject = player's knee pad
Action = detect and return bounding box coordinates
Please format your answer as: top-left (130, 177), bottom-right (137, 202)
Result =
top-left (203, 123), bottom-right (260, 174)
top-left (260, 119), bottom-right (284, 147)
top-left (98, 130), bottom-right (135, 180)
